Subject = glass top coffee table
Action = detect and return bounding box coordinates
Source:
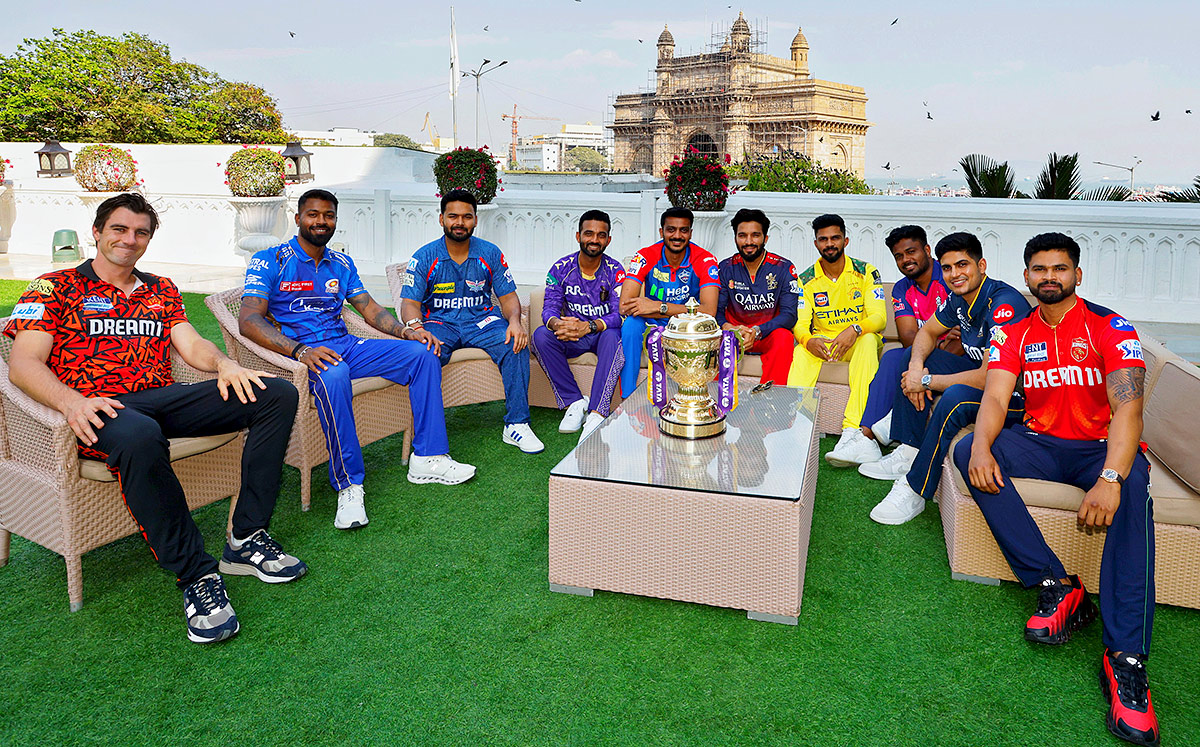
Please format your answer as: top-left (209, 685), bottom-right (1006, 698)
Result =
top-left (548, 380), bottom-right (821, 625)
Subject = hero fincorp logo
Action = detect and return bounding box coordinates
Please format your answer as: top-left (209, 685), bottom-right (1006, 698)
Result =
top-left (88, 317), bottom-right (164, 337)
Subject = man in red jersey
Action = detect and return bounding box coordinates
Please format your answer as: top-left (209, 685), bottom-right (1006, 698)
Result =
top-left (954, 233), bottom-right (1158, 746)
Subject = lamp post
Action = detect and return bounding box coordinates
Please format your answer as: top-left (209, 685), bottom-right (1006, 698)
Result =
top-left (1094, 157), bottom-right (1142, 193)
top-left (35, 140), bottom-right (73, 178)
top-left (280, 142), bottom-right (314, 183)
top-left (463, 59), bottom-right (508, 148)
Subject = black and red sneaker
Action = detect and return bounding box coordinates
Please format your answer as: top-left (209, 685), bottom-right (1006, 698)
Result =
top-left (1101, 649), bottom-right (1160, 746)
top-left (1024, 575), bottom-right (1097, 644)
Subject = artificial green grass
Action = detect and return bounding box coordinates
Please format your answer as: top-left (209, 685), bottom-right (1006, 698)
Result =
top-left (0, 278), bottom-right (1197, 745)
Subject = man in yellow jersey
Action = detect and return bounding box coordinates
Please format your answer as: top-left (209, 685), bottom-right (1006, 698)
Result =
top-left (789, 213), bottom-right (886, 465)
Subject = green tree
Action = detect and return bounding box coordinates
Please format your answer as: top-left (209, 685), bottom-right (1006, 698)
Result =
top-left (374, 133), bottom-right (424, 150)
top-left (0, 29), bottom-right (287, 143)
top-left (959, 154), bottom-right (1017, 198)
top-left (564, 146), bottom-right (607, 172)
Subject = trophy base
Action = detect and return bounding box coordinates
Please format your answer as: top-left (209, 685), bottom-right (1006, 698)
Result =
top-left (658, 398), bottom-right (726, 439)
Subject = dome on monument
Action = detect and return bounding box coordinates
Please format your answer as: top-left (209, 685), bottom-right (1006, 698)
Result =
top-left (657, 25), bottom-right (674, 45)
top-left (791, 27), bottom-right (809, 49)
top-left (731, 12), bottom-right (750, 36)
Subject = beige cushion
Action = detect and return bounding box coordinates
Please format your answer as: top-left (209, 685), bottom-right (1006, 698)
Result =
top-left (530, 287), bottom-right (546, 328)
top-left (1139, 337), bottom-right (1170, 400)
top-left (1143, 359), bottom-right (1200, 492)
top-left (948, 430), bottom-right (1200, 527)
top-left (447, 347), bottom-right (494, 363)
top-left (80, 432), bottom-right (240, 482)
top-left (351, 376), bottom-right (394, 396)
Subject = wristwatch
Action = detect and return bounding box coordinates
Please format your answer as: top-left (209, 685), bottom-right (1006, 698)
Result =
top-left (659, 302), bottom-right (669, 315)
top-left (588, 319), bottom-right (598, 334)
top-left (1099, 468), bottom-right (1124, 485)
top-left (920, 373), bottom-right (933, 390)
top-left (852, 323), bottom-right (863, 336)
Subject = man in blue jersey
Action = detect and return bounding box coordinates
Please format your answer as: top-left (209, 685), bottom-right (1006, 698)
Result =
top-left (240, 189), bottom-right (475, 531)
top-left (400, 189), bottom-right (544, 454)
top-left (617, 207), bottom-right (721, 396)
top-left (855, 232), bottom-right (1029, 525)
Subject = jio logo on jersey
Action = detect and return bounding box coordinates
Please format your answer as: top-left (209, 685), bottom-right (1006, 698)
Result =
top-left (993, 304), bottom-right (1015, 323)
top-left (1111, 317), bottom-right (1135, 331)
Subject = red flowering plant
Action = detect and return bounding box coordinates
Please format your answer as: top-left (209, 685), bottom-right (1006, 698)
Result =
top-left (73, 144), bottom-right (140, 192)
top-left (224, 146), bottom-right (286, 197)
top-left (664, 149), bottom-right (733, 211)
top-left (433, 146), bottom-right (500, 204)
top-left (0, 156), bottom-right (9, 182)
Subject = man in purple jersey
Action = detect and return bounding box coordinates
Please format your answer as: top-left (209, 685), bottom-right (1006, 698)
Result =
top-left (531, 210), bottom-right (627, 443)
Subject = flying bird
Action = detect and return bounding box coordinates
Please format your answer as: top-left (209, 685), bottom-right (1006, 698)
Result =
top-left (882, 162), bottom-right (895, 170)
top-left (922, 100), bottom-right (928, 107)
top-left (818, 136), bottom-right (824, 142)
top-left (483, 25), bottom-right (488, 31)
top-left (638, 39), bottom-right (643, 43)
top-left (1187, 109), bottom-right (1193, 114)
top-left (1151, 111), bottom-right (1161, 121)
top-left (288, 31), bottom-right (296, 37)
top-left (926, 112), bottom-right (934, 120)
top-left (891, 18), bottom-right (899, 25)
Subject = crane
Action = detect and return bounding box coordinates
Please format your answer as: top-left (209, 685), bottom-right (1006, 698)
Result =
top-left (501, 105), bottom-right (559, 168)
top-left (421, 112), bottom-right (447, 150)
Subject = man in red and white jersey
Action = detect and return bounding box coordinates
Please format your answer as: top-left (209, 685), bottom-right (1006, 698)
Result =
top-left (954, 233), bottom-right (1158, 747)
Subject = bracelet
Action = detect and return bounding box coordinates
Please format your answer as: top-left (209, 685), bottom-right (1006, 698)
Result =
top-left (293, 345), bottom-right (311, 360)
top-left (404, 317), bottom-right (423, 329)
top-left (290, 342), bottom-right (306, 358)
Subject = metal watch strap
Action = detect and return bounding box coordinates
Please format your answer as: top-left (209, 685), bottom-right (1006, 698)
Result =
top-left (588, 319), bottom-right (598, 333)
top-left (659, 302), bottom-right (668, 315)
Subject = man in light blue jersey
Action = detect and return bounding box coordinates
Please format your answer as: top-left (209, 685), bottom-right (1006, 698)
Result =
top-left (240, 189), bottom-right (475, 531)
top-left (400, 189), bottom-right (544, 454)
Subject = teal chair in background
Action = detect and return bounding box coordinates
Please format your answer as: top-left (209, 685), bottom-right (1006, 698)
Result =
top-left (52, 229), bottom-right (80, 262)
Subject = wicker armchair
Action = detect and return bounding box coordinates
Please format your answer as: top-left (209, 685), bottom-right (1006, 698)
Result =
top-left (0, 323), bottom-right (245, 611)
top-left (204, 288), bottom-right (414, 512)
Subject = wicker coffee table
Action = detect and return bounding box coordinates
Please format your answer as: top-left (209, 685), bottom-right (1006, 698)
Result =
top-left (548, 382), bottom-right (820, 625)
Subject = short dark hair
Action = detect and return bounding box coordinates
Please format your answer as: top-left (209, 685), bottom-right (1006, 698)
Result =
top-left (1023, 232), bottom-right (1081, 268)
top-left (730, 208), bottom-right (770, 235)
top-left (93, 193), bottom-right (159, 237)
top-left (885, 225), bottom-right (928, 250)
top-left (440, 188), bottom-right (477, 213)
top-left (297, 188), bottom-right (338, 213)
top-left (811, 213), bottom-right (845, 234)
top-left (660, 206), bottom-right (694, 227)
top-left (578, 209), bottom-right (611, 232)
top-left (934, 232), bottom-right (983, 262)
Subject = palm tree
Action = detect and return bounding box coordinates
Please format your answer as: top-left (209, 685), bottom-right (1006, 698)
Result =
top-left (959, 154), bottom-right (1016, 198)
top-left (1031, 152), bottom-right (1081, 199)
top-left (1075, 184), bottom-right (1133, 201)
top-left (1159, 175), bottom-right (1200, 202)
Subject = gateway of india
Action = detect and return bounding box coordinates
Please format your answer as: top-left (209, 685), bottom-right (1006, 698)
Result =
top-left (609, 13), bottom-right (872, 177)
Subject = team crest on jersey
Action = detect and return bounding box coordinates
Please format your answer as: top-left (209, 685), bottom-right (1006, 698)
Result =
top-left (814, 292), bottom-right (829, 307)
top-left (678, 269), bottom-right (692, 283)
top-left (1024, 342), bottom-right (1048, 363)
top-left (851, 288), bottom-right (861, 300)
top-left (1071, 338), bottom-right (1088, 363)
top-left (1117, 339), bottom-right (1143, 361)
top-left (466, 278), bottom-right (486, 293)
top-left (433, 282), bottom-right (455, 294)
top-left (81, 296), bottom-right (114, 311)
top-left (1110, 316), bottom-right (1135, 331)
top-left (652, 268), bottom-right (670, 282)
top-left (325, 279), bottom-right (339, 294)
top-left (143, 295), bottom-right (164, 312)
top-left (766, 273), bottom-right (777, 290)
top-left (936, 296), bottom-right (948, 311)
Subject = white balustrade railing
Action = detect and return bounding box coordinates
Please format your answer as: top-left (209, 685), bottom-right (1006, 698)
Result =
top-left (2, 182), bottom-right (1197, 322)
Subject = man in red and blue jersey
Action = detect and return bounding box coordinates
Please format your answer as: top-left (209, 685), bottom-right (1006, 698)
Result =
top-left (956, 233), bottom-right (1159, 747)
top-left (617, 207), bottom-right (721, 396)
top-left (716, 208), bottom-right (797, 385)
top-left (242, 189), bottom-right (475, 532)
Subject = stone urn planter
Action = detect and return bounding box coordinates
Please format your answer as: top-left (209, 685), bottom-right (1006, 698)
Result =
top-left (230, 196), bottom-right (287, 259)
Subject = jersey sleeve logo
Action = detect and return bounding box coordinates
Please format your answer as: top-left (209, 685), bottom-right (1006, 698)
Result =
top-left (873, 287), bottom-right (885, 300)
top-left (990, 326), bottom-right (1008, 345)
top-left (708, 265), bottom-right (719, 280)
top-left (988, 346), bottom-right (1000, 363)
top-left (1110, 316), bottom-right (1135, 331)
top-left (1116, 339), bottom-right (1143, 361)
top-left (993, 304), bottom-right (1014, 323)
top-left (546, 272), bottom-right (558, 286)
top-left (627, 255), bottom-right (646, 274)
top-left (26, 278), bottom-right (55, 295)
top-left (892, 298), bottom-right (904, 311)
top-left (11, 302), bottom-right (45, 320)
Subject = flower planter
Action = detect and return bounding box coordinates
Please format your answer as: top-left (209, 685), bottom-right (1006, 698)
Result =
top-left (229, 196), bottom-right (287, 261)
top-left (688, 209), bottom-right (728, 255)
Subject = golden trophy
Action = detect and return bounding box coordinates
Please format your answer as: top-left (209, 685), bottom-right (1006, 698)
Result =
top-left (656, 298), bottom-right (727, 438)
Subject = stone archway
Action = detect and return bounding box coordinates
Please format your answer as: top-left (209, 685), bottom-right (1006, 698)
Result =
top-left (685, 130), bottom-right (718, 158)
top-left (632, 145), bottom-right (653, 174)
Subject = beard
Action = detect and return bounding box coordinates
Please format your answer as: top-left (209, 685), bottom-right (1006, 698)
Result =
top-left (1033, 282), bottom-right (1075, 305)
top-left (299, 224), bottom-right (334, 248)
top-left (579, 241), bottom-right (604, 258)
top-left (737, 243), bottom-right (764, 263)
top-left (820, 245), bottom-right (845, 264)
top-left (443, 223), bottom-right (474, 243)
top-left (900, 257), bottom-right (930, 280)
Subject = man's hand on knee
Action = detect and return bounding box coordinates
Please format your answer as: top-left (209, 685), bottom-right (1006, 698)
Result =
top-left (215, 358), bottom-right (274, 404)
top-left (506, 321), bottom-right (529, 353)
top-left (298, 345), bottom-right (342, 373)
top-left (63, 394), bottom-right (124, 445)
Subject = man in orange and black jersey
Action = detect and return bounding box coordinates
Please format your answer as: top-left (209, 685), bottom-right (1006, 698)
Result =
top-left (955, 233), bottom-right (1159, 747)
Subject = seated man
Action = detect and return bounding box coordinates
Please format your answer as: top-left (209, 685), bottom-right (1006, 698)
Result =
top-left (956, 233), bottom-right (1158, 747)
top-left (855, 232), bottom-right (1030, 525)
top-left (788, 213), bottom-right (886, 464)
top-left (857, 224), bottom-right (953, 445)
top-left (6, 193), bottom-right (304, 644)
top-left (531, 209), bottom-right (626, 443)
top-left (716, 208), bottom-right (798, 385)
top-left (401, 189), bottom-right (543, 454)
top-left (241, 188), bottom-right (475, 532)
top-left (618, 207), bottom-right (720, 396)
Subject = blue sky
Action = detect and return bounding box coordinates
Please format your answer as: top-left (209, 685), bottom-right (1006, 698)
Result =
top-left (4, 0), bottom-right (1198, 186)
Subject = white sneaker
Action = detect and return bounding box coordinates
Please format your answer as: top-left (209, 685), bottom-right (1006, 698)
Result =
top-left (825, 427), bottom-right (882, 467)
top-left (579, 412), bottom-right (605, 443)
top-left (334, 484), bottom-right (368, 530)
top-left (870, 478), bottom-right (926, 525)
top-left (858, 444), bottom-right (919, 481)
top-left (871, 411), bottom-right (893, 445)
top-left (559, 396), bottom-right (589, 433)
top-left (503, 423), bottom-right (545, 454)
top-left (408, 454), bottom-right (477, 485)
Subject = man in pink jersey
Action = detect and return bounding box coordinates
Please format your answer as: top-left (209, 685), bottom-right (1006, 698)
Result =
top-left (955, 233), bottom-right (1158, 747)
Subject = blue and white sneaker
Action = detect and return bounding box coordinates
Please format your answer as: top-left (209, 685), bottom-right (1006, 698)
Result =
top-left (502, 422), bottom-right (545, 454)
top-left (218, 529), bottom-right (308, 583)
top-left (183, 573), bottom-right (239, 644)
